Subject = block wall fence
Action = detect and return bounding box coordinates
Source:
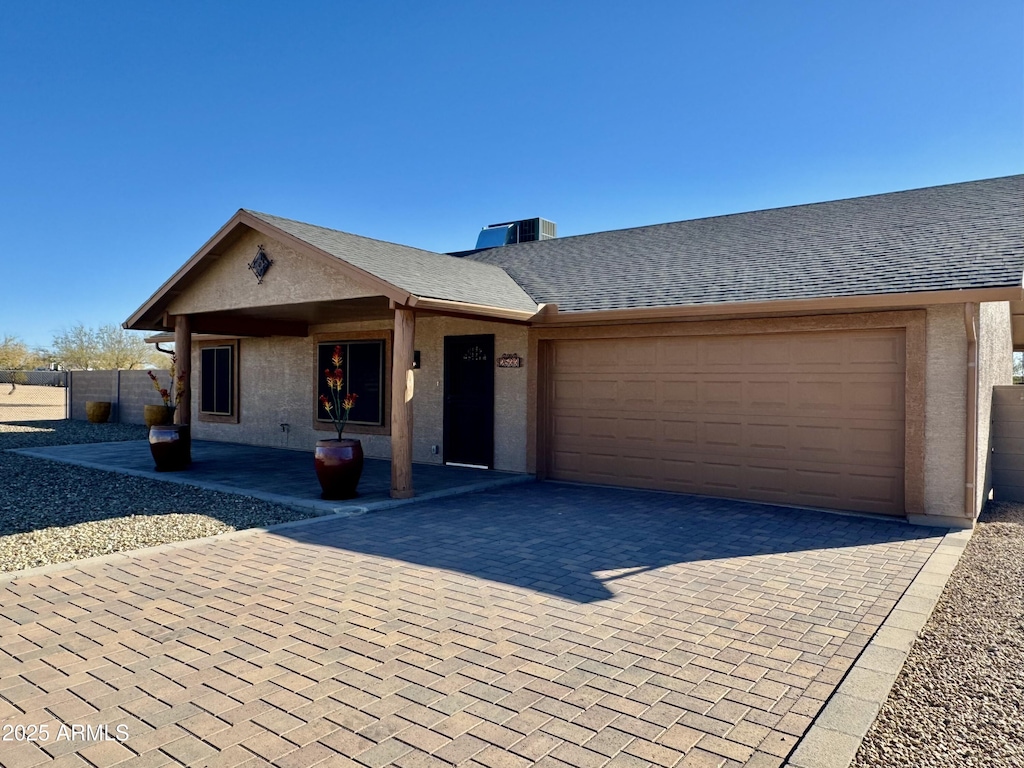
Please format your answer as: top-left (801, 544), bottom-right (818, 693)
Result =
top-left (69, 370), bottom-right (170, 424)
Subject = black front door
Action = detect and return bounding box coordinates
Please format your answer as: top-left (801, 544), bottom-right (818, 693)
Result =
top-left (443, 334), bottom-right (495, 468)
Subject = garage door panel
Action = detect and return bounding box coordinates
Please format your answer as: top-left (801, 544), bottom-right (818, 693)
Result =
top-left (700, 461), bottom-right (743, 491)
top-left (793, 380), bottom-right (846, 411)
top-left (556, 378), bottom-right (619, 406)
top-left (701, 380), bottom-right (744, 408)
top-left (746, 464), bottom-right (791, 494)
top-left (844, 473), bottom-right (904, 513)
top-left (657, 338), bottom-right (699, 367)
top-left (845, 379), bottom-right (904, 412)
top-left (702, 338), bottom-right (747, 367)
top-left (622, 379), bottom-right (657, 407)
top-left (702, 421), bottom-right (743, 449)
top-left (620, 416), bottom-right (657, 442)
top-left (847, 425), bottom-right (904, 462)
top-left (661, 379), bottom-right (700, 409)
top-left (792, 423), bottom-right (844, 457)
top-left (746, 422), bottom-right (791, 452)
top-left (847, 334), bottom-right (904, 366)
top-left (585, 415), bottom-right (619, 439)
top-left (790, 475), bottom-right (845, 506)
top-left (552, 413), bottom-right (583, 439)
top-left (547, 328), bottom-right (906, 516)
top-left (790, 337), bottom-right (846, 367)
top-left (749, 340), bottom-right (790, 366)
top-left (663, 419), bottom-right (699, 445)
top-left (551, 449), bottom-right (583, 474)
top-left (747, 381), bottom-right (792, 410)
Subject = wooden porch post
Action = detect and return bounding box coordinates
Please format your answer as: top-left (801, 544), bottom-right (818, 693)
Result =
top-left (173, 315), bottom-right (192, 425)
top-left (391, 307), bottom-right (415, 499)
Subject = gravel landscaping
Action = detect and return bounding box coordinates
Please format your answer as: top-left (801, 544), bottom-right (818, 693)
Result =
top-left (0, 420), bottom-right (324, 573)
top-left (852, 501), bottom-right (1024, 768)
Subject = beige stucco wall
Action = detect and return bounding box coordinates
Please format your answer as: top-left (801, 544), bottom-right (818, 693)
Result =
top-left (189, 316), bottom-right (530, 472)
top-left (412, 316), bottom-right (529, 472)
top-left (924, 304), bottom-right (967, 519)
top-left (976, 301), bottom-right (1013, 513)
top-left (167, 229), bottom-right (378, 316)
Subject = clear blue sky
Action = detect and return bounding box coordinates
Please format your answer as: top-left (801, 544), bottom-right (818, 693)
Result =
top-left (2, 2), bottom-right (1021, 349)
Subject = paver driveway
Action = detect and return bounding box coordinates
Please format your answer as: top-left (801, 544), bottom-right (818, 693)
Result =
top-left (0, 483), bottom-right (944, 768)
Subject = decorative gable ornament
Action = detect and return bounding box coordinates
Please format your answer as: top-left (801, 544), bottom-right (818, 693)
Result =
top-left (247, 245), bottom-right (273, 284)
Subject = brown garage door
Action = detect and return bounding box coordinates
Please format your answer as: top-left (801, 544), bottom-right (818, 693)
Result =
top-left (545, 329), bottom-right (906, 515)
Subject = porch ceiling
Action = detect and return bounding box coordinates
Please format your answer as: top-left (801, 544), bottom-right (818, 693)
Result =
top-left (182, 296), bottom-right (393, 337)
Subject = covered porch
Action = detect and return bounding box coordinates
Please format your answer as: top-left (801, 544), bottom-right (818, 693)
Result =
top-left (15, 438), bottom-right (531, 515)
top-left (123, 209), bottom-right (548, 499)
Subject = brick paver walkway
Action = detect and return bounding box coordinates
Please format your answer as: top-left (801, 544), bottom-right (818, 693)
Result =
top-left (0, 483), bottom-right (944, 768)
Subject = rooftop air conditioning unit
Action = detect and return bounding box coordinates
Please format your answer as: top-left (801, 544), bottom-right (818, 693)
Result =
top-left (475, 217), bottom-right (556, 249)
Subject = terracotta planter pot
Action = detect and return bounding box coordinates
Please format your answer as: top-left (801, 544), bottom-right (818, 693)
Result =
top-left (149, 424), bottom-right (191, 471)
top-left (85, 401), bottom-right (111, 424)
top-left (143, 404), bottom-right (173, 427)
top-left (314, 439), bottom-right (364, 499)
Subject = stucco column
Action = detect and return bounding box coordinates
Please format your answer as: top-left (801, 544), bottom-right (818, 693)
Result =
top-left (173, 314), bottom-right (192, 425)
top-left (391, 307), bottom-right (415, 499)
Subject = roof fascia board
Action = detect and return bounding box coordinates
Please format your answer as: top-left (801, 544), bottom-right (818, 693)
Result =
top-left (124, 209), bottom-right (414, 331)
top-left (125, 210), bottom-right (250, 330)
top-left (399, 296), bottom-right (543, 323)
top-left (533, 287), bottom-right (1023, 326)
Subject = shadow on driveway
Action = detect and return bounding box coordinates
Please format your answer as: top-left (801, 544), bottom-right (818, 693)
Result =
top-left (278, 481), bottom-right (946, 603)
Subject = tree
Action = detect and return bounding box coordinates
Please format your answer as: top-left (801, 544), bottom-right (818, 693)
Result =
top-left (94, 325), bottom-right (160, 370)
top-left (51, 324), bottom-right (98, 370)
top-left (0, 335), bottom-right (31, 370)
top-left (52, 323), bottom-right (160, 370)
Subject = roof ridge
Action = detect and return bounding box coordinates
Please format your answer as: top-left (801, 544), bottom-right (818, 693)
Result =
top-left (487, 174), bottom-right (1024, 250)
top-left (243, 209), bottom-right (452, 259)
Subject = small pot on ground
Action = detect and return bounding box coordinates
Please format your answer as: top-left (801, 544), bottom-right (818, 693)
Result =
top-left (314, 439), bottom-right (364, 499)
top-left (149, 424), bottom-right (191, 471)
top-left (85, 401), bottom-right (111, 424)
top-left (143, 404), bottom-right (173, 427)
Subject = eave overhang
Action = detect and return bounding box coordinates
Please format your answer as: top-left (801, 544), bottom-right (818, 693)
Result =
top-left (124, 210), bottom-right (549, 334)
top-left (530, 286), bottom-right (1024, 327)
top-left (125, 210), bottom-right (425, 334)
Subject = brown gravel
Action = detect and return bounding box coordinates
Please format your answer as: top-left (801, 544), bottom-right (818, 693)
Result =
top-left (852, 501), bottom-right (1024, 768)
top-left (0, 420), bottom-right (325, 574)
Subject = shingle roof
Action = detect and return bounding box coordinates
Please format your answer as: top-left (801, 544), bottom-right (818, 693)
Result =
top-left (245, 210), bottom-right (538, 313)
top-left (462, 175), bottom-right (1024, 312)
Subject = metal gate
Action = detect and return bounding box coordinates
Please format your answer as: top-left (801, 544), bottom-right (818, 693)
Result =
top-left (0, 370), bottom-right (68, 422)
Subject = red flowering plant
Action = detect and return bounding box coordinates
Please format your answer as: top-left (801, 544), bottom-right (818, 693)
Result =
top-left (320, 345), bottom-right (359, 440)
top-left (147, 355), bottom-right (187, 417)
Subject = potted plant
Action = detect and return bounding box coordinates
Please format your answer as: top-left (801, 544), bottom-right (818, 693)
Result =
top-left (146, 357), bottom-right (190, 471)
top-left (314, 345), bottom-right (363, 499)
top-left (85, 400), bottom-right (111, 423)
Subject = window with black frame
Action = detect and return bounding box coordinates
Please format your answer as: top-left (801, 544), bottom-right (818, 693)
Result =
top-left (200, 345), bottom-right (234, 416)
top-left (316, 340), bottom-right (385, 426)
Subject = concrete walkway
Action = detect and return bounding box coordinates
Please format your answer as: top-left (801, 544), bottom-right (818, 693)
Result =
top-left (14, 440), bottom-right (531, 515)
top-left (0, 482), bottom-right (958, 768)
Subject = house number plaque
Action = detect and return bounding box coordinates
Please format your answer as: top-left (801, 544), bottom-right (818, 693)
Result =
top-left (497, 353), bottom-right (522, 368)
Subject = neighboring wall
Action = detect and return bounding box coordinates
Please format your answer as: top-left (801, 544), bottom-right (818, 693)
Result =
top-left (976, 301), bottom-right (1013, 511)
top-left (924, 304), bottom-right (967, 520)
top-left (69, 370), bottom-right (170, 423)
top-left (192, 316), bottom-right (531, 472)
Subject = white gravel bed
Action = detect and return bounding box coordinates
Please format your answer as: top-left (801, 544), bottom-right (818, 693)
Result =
top-left (852, 501), bottom-right (1024, 768)
top-left (0, 421), bottom-right (325, 573)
